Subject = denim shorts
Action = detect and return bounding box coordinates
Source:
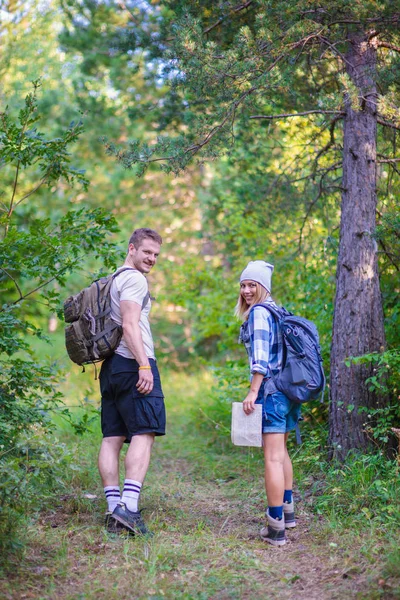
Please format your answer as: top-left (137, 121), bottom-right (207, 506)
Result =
top-left (256, 381), bottom-right (301, 434)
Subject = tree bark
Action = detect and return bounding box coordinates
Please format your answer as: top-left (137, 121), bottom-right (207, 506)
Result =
top-left (329, 33), bottom-right (386, 460)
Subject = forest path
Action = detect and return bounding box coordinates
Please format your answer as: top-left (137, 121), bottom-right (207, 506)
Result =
top-left (2, 376), bottom-right (384, 600)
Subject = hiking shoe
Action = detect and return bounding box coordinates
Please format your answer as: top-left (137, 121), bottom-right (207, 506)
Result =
top-left (112, 503), bottom-right (153, 537)
top-left (283, 500), bottom-right (296, 529)
top-left (260, 511), bottom-right (286, 546)
top-left (104, 512), bottom-right (127, 534)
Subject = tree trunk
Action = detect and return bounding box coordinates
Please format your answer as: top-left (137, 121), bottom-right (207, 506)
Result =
top-left (329, 33), bottom-right (386, 461)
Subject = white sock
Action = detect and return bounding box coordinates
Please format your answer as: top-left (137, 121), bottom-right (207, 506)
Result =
top-left (121, 479), bottom-right (142, 512)
top-left (104, 486), bottom-right (120, 513)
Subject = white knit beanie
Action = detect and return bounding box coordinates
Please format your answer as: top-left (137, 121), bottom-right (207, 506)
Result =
top-left (239, 260), bottom-right (274, 293)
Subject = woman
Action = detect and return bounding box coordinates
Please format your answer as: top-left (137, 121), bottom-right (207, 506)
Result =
top-left (237, 260), bottom-right (300, 546)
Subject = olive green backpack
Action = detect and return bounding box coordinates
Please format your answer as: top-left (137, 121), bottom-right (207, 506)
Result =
top-left (64, 268), bottom-right (149, 365)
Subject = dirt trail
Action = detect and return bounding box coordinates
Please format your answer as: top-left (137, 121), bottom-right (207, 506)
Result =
top-left (148, 453), bottom-right (377, 600)
top-left (1, 405), bottom-right (388, 599)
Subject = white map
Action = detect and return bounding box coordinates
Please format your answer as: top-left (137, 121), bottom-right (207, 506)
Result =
top-left (231, 402), bottom-right (262, 447)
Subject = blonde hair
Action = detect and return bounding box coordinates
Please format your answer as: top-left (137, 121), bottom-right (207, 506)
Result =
top-left (235, 282), bottom-right (270, 320)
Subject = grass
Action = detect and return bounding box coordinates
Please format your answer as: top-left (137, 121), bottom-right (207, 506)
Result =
top-left (1, 370), bottom-right (399, 599)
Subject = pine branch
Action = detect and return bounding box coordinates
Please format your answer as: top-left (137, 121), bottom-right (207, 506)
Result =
top-left (301, 8), bottom-right (329, 17)
top-left (314, 115), bottom-right (343, 164)
top-left (377, 240), bottom-right (400, 271)
top-left (377, 157), bottom-right (400, 163)
top-left (377, 41), bottom-right (400, 53)
top-left (377, 118), bottom-right (400, 132)
top-left (317, 35), bottom-right (353, 68)
top-left (249, 110), bottom-right (344, 120)
top-left (298, 161), bottom-right (342, 252)
top-left (298, 178), bottom-right (325, 252)
top-left (385, 162), bottom-right (400, 178)
top-left (204, 1), bottom-right (254, 35)
top-left (183, 48), bottom-right (288, 158)
top-left (186, 87), bottom-right (257, 154)
top-left (328, 14), bottom-right (400, 27)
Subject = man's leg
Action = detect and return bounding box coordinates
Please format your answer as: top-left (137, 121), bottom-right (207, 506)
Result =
top-left (125, 433), bottom-right (155, 481)
top-left (98, 435), bottom-right (125, 486)
top-left (119, 433), bottom-right (155, 511)
top-left (98, 436), bottom-right (125, 517)
top-left (112, 433), bottom-right (155, 535)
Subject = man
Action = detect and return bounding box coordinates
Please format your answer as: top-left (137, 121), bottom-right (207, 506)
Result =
top-left (98, 228), bottom-right (165, 536)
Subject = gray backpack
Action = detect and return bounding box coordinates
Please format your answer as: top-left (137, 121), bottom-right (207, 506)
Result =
top-left (254, 303), bottom-right (326, 404)
top-left (64, 268), bottom-right (149, 365)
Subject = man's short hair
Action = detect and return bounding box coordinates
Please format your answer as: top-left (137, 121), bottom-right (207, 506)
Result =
top-left (128, 228), bottom-right (163, 249)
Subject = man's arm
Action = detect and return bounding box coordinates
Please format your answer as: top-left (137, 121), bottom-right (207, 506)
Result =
top-left (120, 300), bottom-right (153, 395)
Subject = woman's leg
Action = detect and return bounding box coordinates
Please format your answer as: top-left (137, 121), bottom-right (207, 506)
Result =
top-left (282, 431), bottom-right (296, 528)
top-left (262, 432), bottom-right (286, 506)
top-left (261, 432), bottom-right (287, 545)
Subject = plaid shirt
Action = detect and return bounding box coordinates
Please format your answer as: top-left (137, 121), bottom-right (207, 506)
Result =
top-left (239, 299), bottom-right (283, 378)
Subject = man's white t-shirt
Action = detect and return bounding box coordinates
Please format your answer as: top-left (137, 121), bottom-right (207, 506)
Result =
top-left (110, 268), bottom-right (155, 359)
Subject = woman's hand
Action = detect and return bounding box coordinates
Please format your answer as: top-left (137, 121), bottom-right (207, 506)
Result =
top-left (243, 390), bottom-right (258, 415)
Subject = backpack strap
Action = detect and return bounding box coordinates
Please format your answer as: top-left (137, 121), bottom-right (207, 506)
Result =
top-left (112, 267), bottom-right (150, 310)
top-left (92, 321), bottom-right (120, 342)
top-left (250, 303), bottom-right (282, 390)
top-left (295, 422), bottom-right (302, 445)
top-left (253, 303), bottom-right (302, 442)
top-left (251, 302), bottom-right (284, 322)
top-left (141, 291), bottom-right (150, 309)
top-left (112, 267), bottom-right (137, 279)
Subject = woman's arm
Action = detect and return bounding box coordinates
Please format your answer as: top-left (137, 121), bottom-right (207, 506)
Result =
top-left (248, 305), bottom-right (271, 375)
top-left (242, 306), bottom-right (272, 414)
top-left (243, 372), bottom-right (264, 414)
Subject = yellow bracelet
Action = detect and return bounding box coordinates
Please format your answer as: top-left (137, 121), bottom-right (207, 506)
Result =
top-left (139, 365), bottom-right (152, 370)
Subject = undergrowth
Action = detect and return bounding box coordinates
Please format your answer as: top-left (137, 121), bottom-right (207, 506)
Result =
top-left (193, 367), bottom-right (400, 531)
top-left (0, 370), bottom-right (399, 598)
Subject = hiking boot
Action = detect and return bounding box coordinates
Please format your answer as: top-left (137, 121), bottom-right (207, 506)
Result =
top-left (112, 503), bottom-right (153, 537)
top-left (283, 500), bottom-right (296, 529)
top-left (104, 512), bottom-right (126, 534)
top-left (260, 511), bottom-right (286, 546)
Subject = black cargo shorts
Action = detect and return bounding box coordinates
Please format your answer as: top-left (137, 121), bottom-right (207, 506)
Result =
top-left (100, 353), bottom-right (166, 441)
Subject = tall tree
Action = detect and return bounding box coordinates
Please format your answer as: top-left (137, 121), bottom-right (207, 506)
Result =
top-left (100, 0), bottom-right (399, 459)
